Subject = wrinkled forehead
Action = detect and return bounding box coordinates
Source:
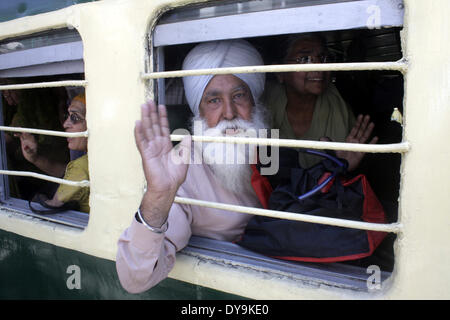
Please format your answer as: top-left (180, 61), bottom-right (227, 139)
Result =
top-left (202, 74), bottom-right (252, 97)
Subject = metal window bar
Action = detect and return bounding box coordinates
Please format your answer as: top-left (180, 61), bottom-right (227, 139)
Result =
top-left (0, 126), bottom-right (88, 138)
top-left (142, 59), bottom-right (408, 234)
top-left (175, 197), bottom-right (402, 233)
top-left (0, 126), bottom-right (89, 138)
top-left (0, 169), bottom-right (89, 187)
top-left (170, 134), bottom-right (409, 154)
top-left (141, 60), bottom-right (408, 80)
top-left (0, 79), bottom-right (89, 187)
top-left (0, 80), bottom-right (87, 91)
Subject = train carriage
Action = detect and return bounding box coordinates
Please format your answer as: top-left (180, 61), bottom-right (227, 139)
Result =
top-left (0, 0), bottom-right (449, 300)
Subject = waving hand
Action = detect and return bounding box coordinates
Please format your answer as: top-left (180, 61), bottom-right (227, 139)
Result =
top-left (135, 100), bottom-right (191, 227)
top-left (336, 114), bottom-right (378, 171)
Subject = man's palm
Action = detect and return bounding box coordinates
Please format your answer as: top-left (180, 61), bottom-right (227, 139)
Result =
top-left (134, 101), bottom-right (191, 194)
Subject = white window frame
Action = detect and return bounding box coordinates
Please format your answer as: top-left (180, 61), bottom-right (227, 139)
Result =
top-left (0, 28), bottom-right (88, 229)
top-left (0, 41), bottom-right (84, 78)
top-left (153, 0), bottom-right (404, 46)
top-left (147, 0), bottom-right (407, 292)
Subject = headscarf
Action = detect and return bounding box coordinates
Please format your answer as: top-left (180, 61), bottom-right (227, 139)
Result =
top-left (182, 39), bottom-right (265, 116)
top-left (72, 93), bottom-right (86, 105)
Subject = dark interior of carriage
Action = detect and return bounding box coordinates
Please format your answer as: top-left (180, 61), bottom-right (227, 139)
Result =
top-left (161, 27), bottom-right (403, 277)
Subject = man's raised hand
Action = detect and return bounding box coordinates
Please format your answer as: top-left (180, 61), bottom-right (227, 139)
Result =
top-left (134, 101), bottom-right (191, 228)
top-left (134, 100), bottom-right (191, 194)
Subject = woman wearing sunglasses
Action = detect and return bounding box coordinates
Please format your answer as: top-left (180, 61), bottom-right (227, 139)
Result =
top-left (45, 93), bottom-right (90, 213)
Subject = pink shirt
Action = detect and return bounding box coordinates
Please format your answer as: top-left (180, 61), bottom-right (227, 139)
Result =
top-left (116, 163), bottom-right (261, 293)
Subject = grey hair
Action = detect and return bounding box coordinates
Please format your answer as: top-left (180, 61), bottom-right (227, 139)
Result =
top-left (279, 32), bottom-right (328, 62)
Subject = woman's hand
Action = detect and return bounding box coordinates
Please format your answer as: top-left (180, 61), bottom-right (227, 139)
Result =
top-left (15, 132), bottom-right (66, 177)
top-left (18, 132), bottom-right (38, 164)
top-left (336, 114), bottom-right (378, 171)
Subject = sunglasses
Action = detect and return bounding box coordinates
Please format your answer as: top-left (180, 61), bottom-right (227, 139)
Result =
top-left (285, 54), bottom-right (336, 64)
top-left (64, 112), bottom-right (85, 124)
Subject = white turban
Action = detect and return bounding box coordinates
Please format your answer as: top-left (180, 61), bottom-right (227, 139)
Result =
top-left (182, 39), bottom-right (265, 116)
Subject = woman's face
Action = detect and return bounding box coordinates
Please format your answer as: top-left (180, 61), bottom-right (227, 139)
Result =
top-left (63, 99), bottom-right (87, 151)
top-left (280, 37), bottom-right (331, 97)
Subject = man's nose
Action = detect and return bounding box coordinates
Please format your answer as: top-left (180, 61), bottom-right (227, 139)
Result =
top-left (222, 98), bottom-right (237, 120)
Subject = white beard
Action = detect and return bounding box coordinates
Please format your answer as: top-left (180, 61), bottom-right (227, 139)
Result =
top-left (191, 104), bottom-right (268, 195)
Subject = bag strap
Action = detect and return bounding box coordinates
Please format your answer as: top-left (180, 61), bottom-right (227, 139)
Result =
top-left (28, 193), bottom-right (80, 215)
top-left (255, 147), bottom-right (348, 202)
top-left (296, 149), bottom-right (347, 200)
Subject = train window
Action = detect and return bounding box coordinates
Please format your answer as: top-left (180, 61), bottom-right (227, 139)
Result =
top-left (0, 27), bottom-right (89, 229)
top-left (146, 0), bottom-right (405, 292)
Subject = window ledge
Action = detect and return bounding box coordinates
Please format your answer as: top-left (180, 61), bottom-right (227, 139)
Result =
top-left (0, 197), bottom-right (88, 229)
top-left (180, 235), bottom-right (392, 293)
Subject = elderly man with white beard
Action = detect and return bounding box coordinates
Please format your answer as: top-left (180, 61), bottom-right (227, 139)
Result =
top-left (116, 39), bottom-right (270, 293)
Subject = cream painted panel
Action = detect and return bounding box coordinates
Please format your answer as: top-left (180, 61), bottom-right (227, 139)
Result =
top-left (385, 0), bottom-right (450, 299)
top-left (0, 0), bottom-right (182, 260)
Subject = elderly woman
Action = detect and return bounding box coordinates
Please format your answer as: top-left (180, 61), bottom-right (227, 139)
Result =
top-left (264, 33), bottom-right (378, 171)
top-left (46, 93), bottom-right (89, 213)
